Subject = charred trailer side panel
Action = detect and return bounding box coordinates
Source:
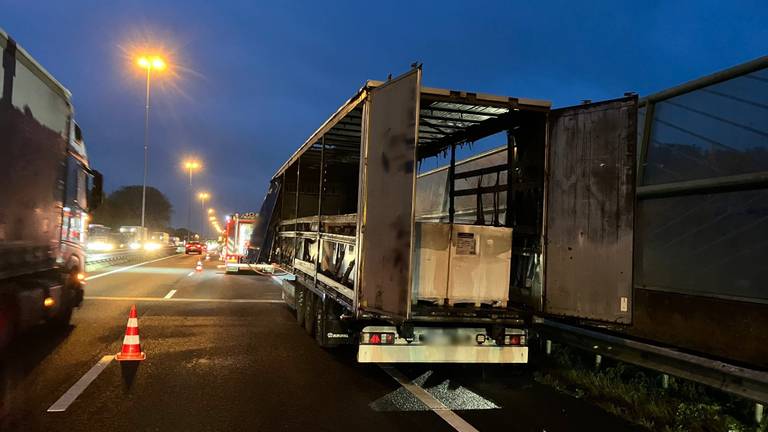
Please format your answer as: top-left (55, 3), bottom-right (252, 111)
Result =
top-left (543, 97), bottom-right (637, 323)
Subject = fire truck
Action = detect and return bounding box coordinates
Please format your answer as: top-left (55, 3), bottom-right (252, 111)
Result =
top-left (223, 212), bottom-right (257, 273)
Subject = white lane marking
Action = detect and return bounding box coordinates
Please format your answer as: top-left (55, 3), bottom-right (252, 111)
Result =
top-left (85, 296), bottom-right (283, 304)
top-left (164, 289), bottom-right (177, 299)
top-left (85, 254), bottom-right (182, 281)
top-left (47, 355), bottom-right (114, 412)
top-left (187, 271), bottom-right (195, 277)
top-left (380, 365), bottom-right (479, 432)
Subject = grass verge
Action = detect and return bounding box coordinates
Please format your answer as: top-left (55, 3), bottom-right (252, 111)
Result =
top-left (534, 344), bottom-right (766, 432)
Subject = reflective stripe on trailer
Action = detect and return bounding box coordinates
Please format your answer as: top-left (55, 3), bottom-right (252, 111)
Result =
top-left (358, 344), bottom-right (528, 363)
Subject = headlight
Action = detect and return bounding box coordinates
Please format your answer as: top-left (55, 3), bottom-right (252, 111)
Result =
top-left (144, 242), bottom-right (161, 251)
top-left (129, 242), bottom-right (142, 250)
top-left (88, 241), bottom-right (114, 251)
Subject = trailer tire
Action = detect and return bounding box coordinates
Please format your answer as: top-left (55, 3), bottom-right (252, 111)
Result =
top-left (296, 285), bottom-right (306, 327)
top-left (314, 296), bottom-right (326, 346)
top-left (304, 290), bottom-right (316, 336)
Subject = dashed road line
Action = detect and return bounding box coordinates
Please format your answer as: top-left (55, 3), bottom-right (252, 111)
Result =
top-left (187, 271), bottom-right (195, 276)
top-left (84, 295), bottom-right (283, 304)
top-left (85, 254), bottom-right (182, 281)
top-left (164, 289), bottom-right (177, 299)
top-left (380, 365), bottom-right (480, 432)
top-left (47, 355), bottom-right (114, 412)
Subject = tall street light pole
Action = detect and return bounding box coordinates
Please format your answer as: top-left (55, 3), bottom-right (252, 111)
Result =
top-left (198, 192), bottom-right (210, 240)
top-left (136, 55), bottom-right (166, 229)
top-left (184, 161), bottom-right (201, 241)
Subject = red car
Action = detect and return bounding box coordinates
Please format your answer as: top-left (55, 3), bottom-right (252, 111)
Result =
top-left (185, 241), bottom-right (206, 255)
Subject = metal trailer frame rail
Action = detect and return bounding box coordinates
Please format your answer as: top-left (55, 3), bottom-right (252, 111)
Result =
top-left (534, 317), bottom-right (768, 404)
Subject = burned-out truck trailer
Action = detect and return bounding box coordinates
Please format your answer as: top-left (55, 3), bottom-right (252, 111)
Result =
top-left (255, 60), bottom-right (767, 367)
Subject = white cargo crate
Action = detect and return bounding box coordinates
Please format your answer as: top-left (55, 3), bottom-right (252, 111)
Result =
top-left (447, 224), bottom-right (512, 306)
top-left (412, 222), bottom-right (450, 302)
top-left (412, 223), bottom-right (512, 306)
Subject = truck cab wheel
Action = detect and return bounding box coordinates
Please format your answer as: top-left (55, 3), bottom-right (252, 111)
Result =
top-left (0, 299), bottom-right (19, 350)
top-left (50, 271), bottom-right (77, 329)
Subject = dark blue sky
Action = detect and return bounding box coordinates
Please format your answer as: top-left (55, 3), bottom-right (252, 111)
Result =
top-left (2, 1), bottom-right (766, 229)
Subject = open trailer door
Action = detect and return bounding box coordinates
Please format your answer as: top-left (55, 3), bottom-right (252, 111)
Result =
top-left (544, 96), bottom-right (637, 323)
top-left (356, 67), bottom-right (421, 320)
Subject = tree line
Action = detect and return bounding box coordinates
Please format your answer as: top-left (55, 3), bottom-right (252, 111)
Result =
top-left (91, 185), bottom-right (193, 238)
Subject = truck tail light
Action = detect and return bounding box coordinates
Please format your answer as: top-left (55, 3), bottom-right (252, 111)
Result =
top-left (503, 335), bottom-right (522, 345)
top-left (362, 332), bottom-right (395, 345)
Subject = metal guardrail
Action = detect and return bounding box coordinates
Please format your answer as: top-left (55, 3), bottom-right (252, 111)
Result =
top-left (534, 317), bottom-right (768, 404)
top-left (85, 247), bottom-right (180, 272)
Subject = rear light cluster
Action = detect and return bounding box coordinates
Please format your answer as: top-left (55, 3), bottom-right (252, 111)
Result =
top-left (504, 335), bottom-right (523, 345)
top-left (362, 332), bottom-right (395, 345)
top-left (475, 332), bottom-right (527, 346)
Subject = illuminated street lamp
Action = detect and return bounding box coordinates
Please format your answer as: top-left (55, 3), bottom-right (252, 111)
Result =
top-left (136, 55), bottom-right (167, 229)
top-left (207, 208), bottom-right (214, 215)
top-left (183, 160), bottom-right (201, 241)
top-left (198, 192), bottom-right (210, 239)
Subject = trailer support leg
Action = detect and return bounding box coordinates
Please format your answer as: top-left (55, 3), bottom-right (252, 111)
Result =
top-left (756, 403), bottom-right (764, 425)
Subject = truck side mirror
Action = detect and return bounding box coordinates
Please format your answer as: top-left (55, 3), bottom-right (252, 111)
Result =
top-left (89, 170), bottom-right (104, 212)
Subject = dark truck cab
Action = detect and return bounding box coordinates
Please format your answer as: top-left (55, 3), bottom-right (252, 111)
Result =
top-left (0, 28), bottom-right (102, 348)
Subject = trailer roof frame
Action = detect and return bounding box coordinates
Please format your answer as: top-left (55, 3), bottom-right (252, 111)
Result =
top-left (271, 77), bottom-right (551, 180)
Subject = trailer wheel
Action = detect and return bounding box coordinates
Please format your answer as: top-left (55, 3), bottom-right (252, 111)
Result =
top-left (314, 296), bottom-right (326, 346)
top-left (296, 286), bottom-right (306, 327)
top-left (304, 290), bottom-right (316, 336)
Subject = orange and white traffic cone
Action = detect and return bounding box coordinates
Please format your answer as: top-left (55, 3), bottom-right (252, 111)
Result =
top-left (195, 260), bottom-right (203, 272)
top-left (115, 305), bottom-right (146, 361)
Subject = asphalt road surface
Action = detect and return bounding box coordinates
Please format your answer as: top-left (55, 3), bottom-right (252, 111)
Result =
top-left (0, 254), bottom-right (639, 431)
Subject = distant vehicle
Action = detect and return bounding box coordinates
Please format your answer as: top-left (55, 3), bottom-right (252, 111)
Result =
top-left (150, 232), bottom-right (170, 244)
top-left (143, 231), bottom-right (170, 251)
top-left (87, 224), bottom-right (115, 251)
top-left (118, 226), bottom-right (147, 250)
top-left (205, 240), bottom-right (220, 254)
top-left (185, 241), bottom-right (205, 255)
top-left (0, 28), bottom-right (102, 347)
top-left (223, 213), bottom-right (257, 273)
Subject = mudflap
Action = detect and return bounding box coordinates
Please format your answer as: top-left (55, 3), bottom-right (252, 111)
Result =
top-left (316, 295), bottom-right (354, 348)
